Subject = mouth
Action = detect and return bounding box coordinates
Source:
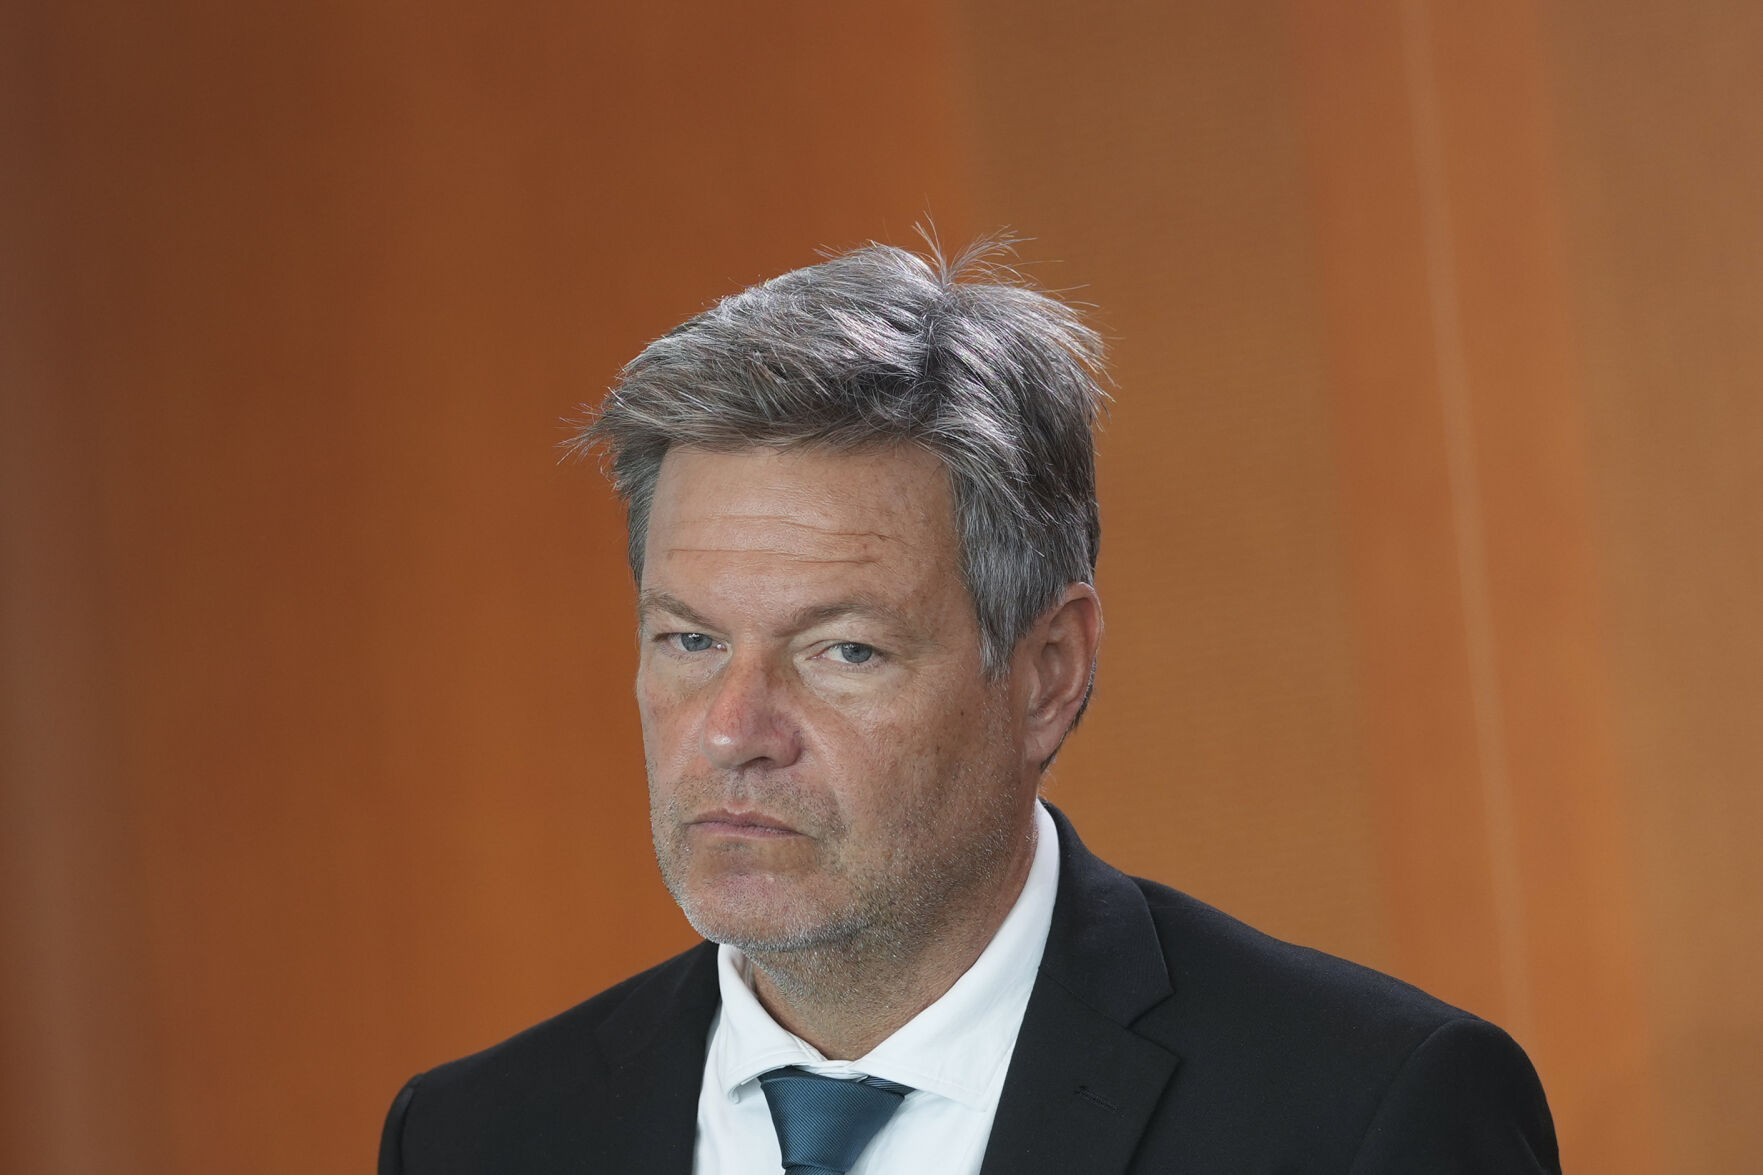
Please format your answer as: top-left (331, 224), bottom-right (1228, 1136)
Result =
top-left (688, 809), bottom-right (803, 838)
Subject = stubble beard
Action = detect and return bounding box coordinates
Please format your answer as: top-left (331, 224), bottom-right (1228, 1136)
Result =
top-left (647, 755), bottom-right (1026, 998)
top-left (649, 792), bottom-right (868, 955)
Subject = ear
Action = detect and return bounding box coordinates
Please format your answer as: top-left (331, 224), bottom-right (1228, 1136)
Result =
top-left (1016, 583), bottom-right (1103, 770)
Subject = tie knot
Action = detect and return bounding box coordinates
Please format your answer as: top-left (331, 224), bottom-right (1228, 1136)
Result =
top-left (757, 1066), bottom-right (914, 1175)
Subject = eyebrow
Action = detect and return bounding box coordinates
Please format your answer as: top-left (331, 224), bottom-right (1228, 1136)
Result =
top-left (636, 591), bottom-right (717, 630)
top-left (636, 590), bottom-right (916, 639)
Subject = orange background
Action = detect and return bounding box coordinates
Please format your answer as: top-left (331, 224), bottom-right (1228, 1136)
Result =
top-left (4, 2), bottom-right (1759, 1171)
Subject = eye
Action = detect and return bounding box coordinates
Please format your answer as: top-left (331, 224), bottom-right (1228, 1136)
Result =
top-left (826, 641), bottom-right (876, 665)
top-left (672, 632), bottom-right (717, 653)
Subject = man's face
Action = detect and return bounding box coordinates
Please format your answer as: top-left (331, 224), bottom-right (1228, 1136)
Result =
top-left (635, 444), bottom-right (1035, 958)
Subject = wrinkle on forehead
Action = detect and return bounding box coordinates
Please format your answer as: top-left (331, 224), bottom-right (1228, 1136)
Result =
top-left (671, 513), bottom-right (905, 542)
top-left (646, 447), bottom-right (955, 595)
top-left (661, 509), bottom-right (914, 568)
top-left (662, 545), bottom-right (883, 566)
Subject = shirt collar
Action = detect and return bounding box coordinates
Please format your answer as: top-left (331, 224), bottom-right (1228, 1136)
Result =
top-left (708, 801), bottom-right (1060, 1110)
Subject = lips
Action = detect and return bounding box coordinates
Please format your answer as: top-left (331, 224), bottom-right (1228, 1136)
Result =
top-left (690, 809), bottom-right (802, 836)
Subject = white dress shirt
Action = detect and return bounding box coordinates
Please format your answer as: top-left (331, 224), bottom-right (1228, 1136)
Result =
top-left (692, 801), bottom-right (1061, 1175)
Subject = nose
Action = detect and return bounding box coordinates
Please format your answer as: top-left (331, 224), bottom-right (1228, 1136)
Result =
top-left (701, 653), bottom-right (802, 772)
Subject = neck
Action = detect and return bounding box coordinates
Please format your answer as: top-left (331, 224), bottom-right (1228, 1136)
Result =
top-left (743, 822), bottom-right (1038, 1060)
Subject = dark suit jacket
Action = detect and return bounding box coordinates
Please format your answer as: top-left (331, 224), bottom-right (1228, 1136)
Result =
top-left (381, 808), bottom-right (1560, 1173)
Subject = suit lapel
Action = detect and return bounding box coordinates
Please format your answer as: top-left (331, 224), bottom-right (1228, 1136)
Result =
top-left (585, 941), bottom-right (721, 1175)
top-left (979, 808), bottom-right (1182, 1175)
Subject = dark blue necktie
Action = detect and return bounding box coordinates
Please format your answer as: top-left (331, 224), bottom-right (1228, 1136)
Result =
top-left (757, 1066), bottom-right (914, 1175)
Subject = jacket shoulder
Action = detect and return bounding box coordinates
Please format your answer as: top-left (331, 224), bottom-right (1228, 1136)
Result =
top-left (1132, 874), bottom-right (1469, 1040)
top-left (381, 942), bottom-right (718, 1175)
top-left (424, 941), bottom-right (714, 1093)
top-left (1125, 876), bottom-right (1558, 1171)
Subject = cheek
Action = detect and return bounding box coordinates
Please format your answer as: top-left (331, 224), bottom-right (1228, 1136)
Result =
top-left (636, 679), bottom-right (696, 769)
top-left (921, 686), bottom-right (1016, 781)
top-left (823, 694), bottom-right (976, 801)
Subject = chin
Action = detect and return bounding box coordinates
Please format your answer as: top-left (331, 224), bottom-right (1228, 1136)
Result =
top-left (672, 878), bottom-right (857, 954)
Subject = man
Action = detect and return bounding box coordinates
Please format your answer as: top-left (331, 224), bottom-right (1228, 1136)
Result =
top-left (380, 239), bottom-right (1560, 1173)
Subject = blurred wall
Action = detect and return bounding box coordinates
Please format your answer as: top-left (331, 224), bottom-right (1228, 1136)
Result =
top-left (3, 1), bottom-right (1758, 1171)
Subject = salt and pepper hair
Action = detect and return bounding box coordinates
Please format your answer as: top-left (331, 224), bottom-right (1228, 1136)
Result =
top-left (573, 235), bottom-right (1108, 676)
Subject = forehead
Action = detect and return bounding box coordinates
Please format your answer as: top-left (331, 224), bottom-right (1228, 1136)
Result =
top-left (638, 444), bottom-right (980, 635)
top-left (648, 444), bottom-right (952, 548)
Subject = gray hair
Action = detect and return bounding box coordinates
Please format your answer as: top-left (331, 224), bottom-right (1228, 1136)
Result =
top-left (572, 235), bottom-right (1107, 675)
